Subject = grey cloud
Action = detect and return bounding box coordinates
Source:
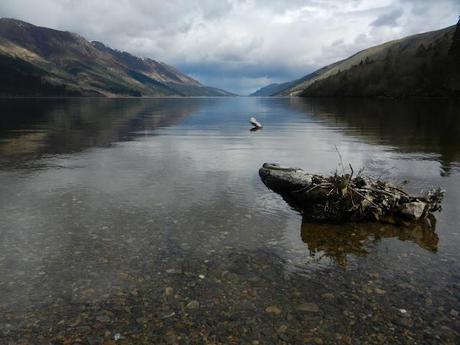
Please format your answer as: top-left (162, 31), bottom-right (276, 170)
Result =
top-left (180, 60), bottom-right (312, 94)
top-left (371, 8), bottom-right (403, 27)
top-left (0, 0), bottom-right (459, 95)
top-left (199, 0), bottom-right (234, 19)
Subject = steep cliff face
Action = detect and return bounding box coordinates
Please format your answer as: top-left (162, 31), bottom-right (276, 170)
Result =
top-left (0, 18), bottom-right (233, 97)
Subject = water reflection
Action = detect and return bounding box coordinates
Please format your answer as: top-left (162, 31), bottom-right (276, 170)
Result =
top-left (287, 98), bottom-right (460, 175)
top-left (301, 218), bottom-right (439, 267)
top-left (0, 97), bottom-right (459, 343)
top-left (0, 98), bottom-right (201, 159)
top-left (2, 98), bottom-right (460, 175)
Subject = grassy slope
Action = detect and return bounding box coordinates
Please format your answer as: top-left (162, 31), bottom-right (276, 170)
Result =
top-left (249, 62), bottom-right (342, 96)
top-left (250, 83), bottom-right (291, 96)
top-left (274, 24), bottom-right (460, 98)
top-left (0, 54), bottom-right (99, 96)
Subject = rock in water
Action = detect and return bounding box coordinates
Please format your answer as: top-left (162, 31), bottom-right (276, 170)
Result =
top-left (186, 300), bottom-right (200, 309)
top-left (296, 303), bottom-right (319, 312)
top-left (259, 163), bottom-right (444, 224)
top-left (265, 305), bottom-right (282, 315)
top-left (399, 201), bottom-right (427, 219)
top-left (250, 117), bottom-right (262, 129)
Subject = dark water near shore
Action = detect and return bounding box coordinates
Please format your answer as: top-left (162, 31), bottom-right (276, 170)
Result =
top-left (0, 97), bottom-right (459, 344)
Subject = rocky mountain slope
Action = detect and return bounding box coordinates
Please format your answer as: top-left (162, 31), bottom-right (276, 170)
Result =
top-left (0, 18), bottom-right (233, 97)
top-left (252, 21), bottom-right (460, 98)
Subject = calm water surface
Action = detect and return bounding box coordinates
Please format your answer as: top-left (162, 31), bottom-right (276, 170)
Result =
top-left (0, 97), bottom-right (459, 344)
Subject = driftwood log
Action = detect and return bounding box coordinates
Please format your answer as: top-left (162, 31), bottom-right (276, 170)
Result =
top-left (259, 163), bottom-right (444, 225)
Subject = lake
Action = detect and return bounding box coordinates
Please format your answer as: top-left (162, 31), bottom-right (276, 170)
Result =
top-left (0, 97), bottom-right (459, 344)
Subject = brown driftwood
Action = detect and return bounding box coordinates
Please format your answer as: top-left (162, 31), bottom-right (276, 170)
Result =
top-left (259, 163), bottom-right (444, 225)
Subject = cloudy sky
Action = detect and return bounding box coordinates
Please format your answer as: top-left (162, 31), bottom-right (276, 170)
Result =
top-left (1, 0), bottom-right (459, 94)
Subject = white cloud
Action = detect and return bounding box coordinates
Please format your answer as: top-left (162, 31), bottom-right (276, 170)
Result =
top-left (0, 0), bottom-right (459, 94)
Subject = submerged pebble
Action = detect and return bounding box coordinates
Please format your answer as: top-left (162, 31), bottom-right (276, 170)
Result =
top-left (296, 303), bottom-right (319, 313)
top-left (265, 306), bottom-right (282, 315)
top-left (186, 300), bottom-right (200, 309)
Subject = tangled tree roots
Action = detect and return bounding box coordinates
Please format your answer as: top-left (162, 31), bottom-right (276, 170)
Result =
top-left (259, 163), bottom-right (444, 225)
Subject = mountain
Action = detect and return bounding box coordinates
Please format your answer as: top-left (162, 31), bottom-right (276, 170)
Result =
top-left (253, 22), bottom-right (460, 98)
top-left (249, 63), bottom-right (341, 96)
top-left (0, 18), bottom-right (234, 97)
top-left (250, 82), bottom-right (291, 96)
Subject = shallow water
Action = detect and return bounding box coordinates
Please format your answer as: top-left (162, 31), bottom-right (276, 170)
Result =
top-left (0, 97), bottom-right (459, 344)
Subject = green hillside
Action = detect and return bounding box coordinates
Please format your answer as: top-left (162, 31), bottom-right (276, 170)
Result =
top-left (256, 21), bottom-right (460, 98)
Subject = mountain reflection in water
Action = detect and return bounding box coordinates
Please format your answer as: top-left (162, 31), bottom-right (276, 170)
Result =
top-left (288, 98), bottom-right (460, 176)
top-left (0, 98), bottom-right (200, 158)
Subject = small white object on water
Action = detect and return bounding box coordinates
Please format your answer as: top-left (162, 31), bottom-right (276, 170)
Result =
top-left (398, 309), bottom-right (407, 314)
top-left (250, 117), bottom-right (262, 129)
top-left (199, 274), bottom-right (205, 279)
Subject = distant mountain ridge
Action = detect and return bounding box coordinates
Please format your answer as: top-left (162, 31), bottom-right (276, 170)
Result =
top-left (250, 83), bottom-right (290, 96)
top-left (251, 22), bottom-right (460, 98)
top-left (0, 18), bottom-right (234, 97)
